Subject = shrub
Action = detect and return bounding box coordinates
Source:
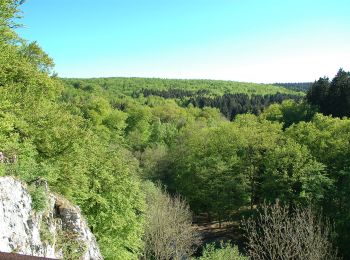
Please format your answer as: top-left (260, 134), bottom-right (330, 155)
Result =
top-left (143, 182), bottom-right (200, 260)
top-left (28, 185), bottom-right (47, 212)
top-left (242, 201), bottom-right (340, 260)
top-left (198, 242), bottom-right (248, 260)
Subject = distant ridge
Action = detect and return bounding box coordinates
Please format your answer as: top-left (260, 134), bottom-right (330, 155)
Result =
top-left (62, 77), bottom-right (302, 96)
top-left (273, 82), bottom-right (313, 92)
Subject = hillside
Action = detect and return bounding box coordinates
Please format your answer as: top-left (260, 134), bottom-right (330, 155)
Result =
top-left (62, 77), bottom-right (304, 121)
top-left (62, 77), bottom-right (302, 96)
top-left (273, 82), bottom-right (313, 92)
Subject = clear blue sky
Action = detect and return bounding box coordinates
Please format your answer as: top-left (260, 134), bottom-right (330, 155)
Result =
top-left (19, 0), bottom-right (350, 83)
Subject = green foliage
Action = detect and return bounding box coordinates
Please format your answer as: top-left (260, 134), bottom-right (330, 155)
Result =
top-left (307, 69), bottom-right (350, 117)
top-left (125, 104), bottom-right (152, 149)
top-left (327, 69), bottom-right (350, 117)
top-left (29, 185), bottom-right (47, 212)
top-left (139, 144), bottom-right (169, 180)
top-left (286, 114), bottom-right (350, 258)
top-left (78, 141), bottom-right (145, 260)
top-left (63, 77), bottom-right (301, 97)
top-left (232, 114), bottom-right (283, 208)
top-left (261, 139), bottom-right (331, 204)
top-left (0, 2), bottom-right (145, 258)
top-left (261, 100), bottom-right (316, 128)
top-left (167, 121), bottom-right (250, 219)
top-left (19, 41), bottom-right (55, 74)
top-left (306, 77), bottom-right (330, 110)
top-left (163, 113), bottom-right (331, 223)
top-left (0, 0), bottom-right (22, 41)
top-left (198, 242), bottom-right (247, 260)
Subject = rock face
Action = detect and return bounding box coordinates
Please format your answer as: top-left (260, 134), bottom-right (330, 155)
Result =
top-left (0, 176), bottom-right (103, 259)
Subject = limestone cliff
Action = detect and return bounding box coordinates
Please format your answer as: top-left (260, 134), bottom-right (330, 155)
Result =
top-left (0, 176), bottom-right (103, 259)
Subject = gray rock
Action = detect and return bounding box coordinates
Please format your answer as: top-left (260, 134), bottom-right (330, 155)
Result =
top-left (0, 176), bottom-right (103, 259)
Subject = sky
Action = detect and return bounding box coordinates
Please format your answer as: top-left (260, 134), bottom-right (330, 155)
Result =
top-left (18, 0), bottom-right (350, 83)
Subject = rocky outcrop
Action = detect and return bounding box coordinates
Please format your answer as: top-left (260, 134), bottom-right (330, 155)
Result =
top-left (0, 176), bottom-right (103, 259)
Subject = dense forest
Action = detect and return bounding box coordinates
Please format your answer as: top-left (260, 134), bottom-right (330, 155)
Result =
top-left (139, 89), bottom-right (302, 120)
top-left (307, 70), bottom-right (350, 118)
top-left (1, 1), bottom-right (350, 259)
top-left (273, 82), bottom-right (313, 92)
top-left (62, 77), bottom-right (300, 96)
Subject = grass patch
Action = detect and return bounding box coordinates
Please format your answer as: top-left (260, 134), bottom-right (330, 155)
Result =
top-left (57, 229), bottom-right (87, 260)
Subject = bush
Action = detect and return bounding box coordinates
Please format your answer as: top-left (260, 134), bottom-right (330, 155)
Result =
top-left (143, 182), bottom-right (200, 260)
top-left (198, 242), bottom-right (248, 260)
top-left (242, 201), bottom-right (340, 260)
top-left (28, 185), bottom-right (47, 212)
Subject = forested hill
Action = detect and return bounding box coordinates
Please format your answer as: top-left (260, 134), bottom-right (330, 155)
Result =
top-left (62, 77), bottom-right (302, 96)
top-left (62, 77), bottom-right (304, 120)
